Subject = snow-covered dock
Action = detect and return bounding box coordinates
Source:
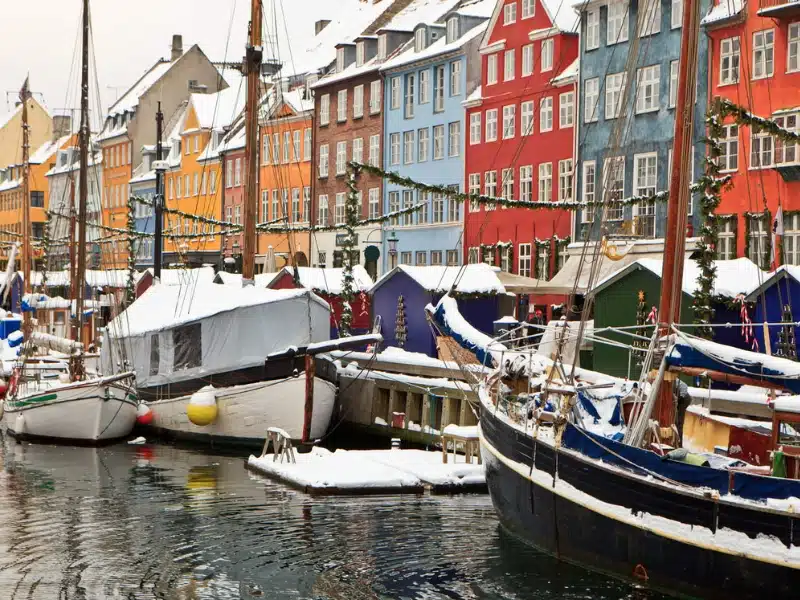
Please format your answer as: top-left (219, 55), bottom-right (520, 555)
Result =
top-left (246, 447), bottom-right (485, 495)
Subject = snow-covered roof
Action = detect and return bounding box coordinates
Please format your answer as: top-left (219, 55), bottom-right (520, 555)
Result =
top-left (213, 271), bottom-right (277, 287)
top-left (107, 60), bottom-right (174, 119)
top-left (268, 265), bottom-right (374, 294)
top-left (313, 56), bottom-right (382, 88)
top-left (455, 0), bottom-right (497, 18)
top-left (745, 264), bottom-right (800, 302)
top-left (371, 263), bottom-right (506, 295)
top-left (701, 0), bottom-right (745, 26)
top-left (380, 20), bottom-right (488, 72)
top-left (262, 88), bottom-right (314, 120)
top-left (593, 257), bottom-right (766, 298)
top-left (551, 57), bottom-right (579, 86)
top-left (0, 178), bottom-right (20, 193)
top-left (144, 266), bottom-right (216, 287)
top-left (382, 0), bottom-right (460, 32)
top-left (542, 0), bottom-right (580, 32)
top-left (26, 269), bottom-right (131, 289)
top-left (44, 147), bottom-right (103, 177)
top-left (29, 135), bottom-right (71, 165)
top-left (190, 85), bottom-right (246, 131)
top-left (774, 396), bottom-right (800, 415)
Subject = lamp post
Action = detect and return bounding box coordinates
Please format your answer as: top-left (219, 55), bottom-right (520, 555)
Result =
top-left (387, 229), bottom-right (398, 270)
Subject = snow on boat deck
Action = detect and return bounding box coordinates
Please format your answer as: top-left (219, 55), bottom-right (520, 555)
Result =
top-left (246, 447), bottom-right (485, 495)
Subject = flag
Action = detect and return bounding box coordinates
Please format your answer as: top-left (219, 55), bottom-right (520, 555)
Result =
top-left (773, 205), bottom-right (784, 269)
top-left (18, 75), bottom-right (29, 103)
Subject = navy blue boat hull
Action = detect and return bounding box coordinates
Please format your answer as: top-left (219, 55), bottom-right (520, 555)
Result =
top-left (480, 409), bottom-right (800, 599)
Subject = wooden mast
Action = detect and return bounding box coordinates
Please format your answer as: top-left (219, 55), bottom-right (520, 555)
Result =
top-left (73, 0), bottom-right (90, 379)
top-left (242, 0), bottom-right (263, 282)
top-left (654, 0), bottom-right (703, 432)
top-left (20, 78), bottom-right (31, 331)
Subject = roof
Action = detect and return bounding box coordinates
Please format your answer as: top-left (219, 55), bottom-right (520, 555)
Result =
top-left (0, 97), bottom-right (51, 132)
top-left (551, 57), bottom-right (579, 86)
top-left (190, 85), bottom-right (246, 131)
top-left (592, 257), bottom-right (766, 298)
top-left (380, 20), bottom-right (488, 72)
top-left (543, 0), bottom-right (580, 32)
top-left (262, 88), bottom-right (314, 120)
top-left (371, 263), bottom-right (506, 295)
top-left (455, 0), bottom-right (497, 18)
top-left (267, 265), bottom-right (374, 294)
top-left (745, 264), bottom-right (800, 302)
top-left (29, 135), bottom-right (71, 165)
top-left (143, 266), bottom-right (216, 287)
top-left (701, 0), bottom-right (745, 26)
top-left (107, 60), bottom-right (174, 118)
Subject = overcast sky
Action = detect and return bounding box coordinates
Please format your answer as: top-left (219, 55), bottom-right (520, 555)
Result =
top-left (0, 0), bottom-right (340, 129)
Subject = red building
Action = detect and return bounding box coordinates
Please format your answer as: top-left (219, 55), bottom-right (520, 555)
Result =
top-left (463, 0), bottom-right (577, 317)
top-left (705, 0), bottom-right (800, 268)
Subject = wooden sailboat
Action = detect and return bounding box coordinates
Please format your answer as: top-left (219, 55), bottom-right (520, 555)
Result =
top-left (1, 0), bottom-right (137, 444)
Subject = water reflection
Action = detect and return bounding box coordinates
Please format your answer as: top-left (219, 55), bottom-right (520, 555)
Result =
top-left (0, 433), bottom-right (664, 599)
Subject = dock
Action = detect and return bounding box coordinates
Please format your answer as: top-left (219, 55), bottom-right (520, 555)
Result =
top-left (246, 447), bottom-right (486, 495)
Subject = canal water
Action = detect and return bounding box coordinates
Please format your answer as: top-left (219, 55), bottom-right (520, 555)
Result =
top-left (0, 434), bottom-right (665, 599)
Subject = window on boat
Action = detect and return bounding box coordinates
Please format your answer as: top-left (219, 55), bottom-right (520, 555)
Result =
top-left (173, 324), bottom-right (201, 371)
top-left (149, 334), bottom-right (160, 375)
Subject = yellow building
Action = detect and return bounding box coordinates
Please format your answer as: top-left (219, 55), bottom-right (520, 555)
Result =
top-left (0, 95), bottom-right (53, 170)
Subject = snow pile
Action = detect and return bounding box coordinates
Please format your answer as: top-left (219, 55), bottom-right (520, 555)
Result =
top-left (774, 397), bottom-right (800, 415)
top-left (373, 264), bottom-right (506, 295)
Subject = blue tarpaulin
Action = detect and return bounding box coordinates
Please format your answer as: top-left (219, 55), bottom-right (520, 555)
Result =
top-left (731, 471), bottom-right (800, 501)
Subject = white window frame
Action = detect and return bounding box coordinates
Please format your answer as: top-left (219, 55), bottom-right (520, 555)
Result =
top-left (502, 105), bottom-right (516, 139)
top-left (521, 100), bottom-right (534, 136)
top-left (504, 1), bottom-right (517, 25)
top-left (404, 73), bottom-right (416, 119)
top-left (468, 173), bottom-right (481, 211)
top-left (582, 160), bottom-right (596, 222)
top-left (603, 156), bottom-right (625, 220)
top-left (434, 65), bottom-right (446, 112)
top-left (522, 0), bottom-right (534, 18)
top-left (671, 0), bottom-right (682, 29)
top-left (433, 125), bottom-right (445, 160)
top-left (638, 0), bottom-right (661, 38)
top-left (586, 9), bottom-right (599, 50)
top-left (448, 121), bottom-right (461, 157)
top-left (353, 84), bottom-right (364, 118)
top-left (558, 159), bottom-right (573, 201)
top-left (669, 60), bottom-right (678, 108)
top-left (337, 89), bottom-right (348, 122)
top-left (370, 80), bottom-right (381, 114)
top-left (540, 97), bottom-right (553, 132)
top-left (538, 162), bottom-right (553, 202)
top-left (518, 243), bottom-right (532, 277)
top-left (487, 54), bottom-right (498, 85)
top-left (418, 127), bottom-right (430, 162)
top-left (607, 1), bottom-right (630, 45)
top-left (318, 144), bottom-right (329, 177)
top-left (559, 91), bottom-right (574, 128)
top-left (469, 112), bottom-right (481, 145)
top-left (605, 72), bottom-right (626, 119)
top-left (419, 69), bottom-right (430, 104)
top-left (450, 60), bottom-right (462, 96)
top-left (789, 24), bottom-right (800, 73)
top-left (486, 109), bottom-right (498, 141)
top-left (585, 77), bottom-right (599, 123)
top-left (522, 44), bottom-right (534, 76)
top-left (368, 188), bottom-right (380, 219)
top-left (336, 141), bottom-right (347, 175)
top-left (390, 133), bottom-right (401, 166)
top-left (403, 131), bottom-right (415, 164)
top-left (390, 77), bottom-right (401, 110)
top-left (369, 135), bottom-right (380, 167)
top-left (352, 137), bottom-right (364, 164)
top-left (520, 165), bottom-right (533, 201)
top-left (504, 49), bottom-right (515, 81)
top-left (635, 64), bottom-right (660, 114)
top-left (753, 29), bottom-right (774, 80)
top-left (719, 124), bottom-right (739, 173)
top-left (320, 94), bottom-right (330, 125)
top-left (720, 37), bottom-right (740, 85)
top-left (541, 38), bottom-right (553, 72)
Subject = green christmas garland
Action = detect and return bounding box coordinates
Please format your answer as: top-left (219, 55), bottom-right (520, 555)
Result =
top-left (338, 166), bottom-right (361, 337)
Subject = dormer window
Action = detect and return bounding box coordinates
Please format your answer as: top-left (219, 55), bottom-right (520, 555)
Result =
top-left (356, 41), bottom-right (365, 67)
top-left (336, 47), bottom-right (345, 72)
top-left (172, 139), bottom-right (180, 157)
top-left (378, 34), bottom-right (387, 60)
top-left (415, 28), bottom-right (426, 52)
top-left (446, 16), bottom-right (459, 43)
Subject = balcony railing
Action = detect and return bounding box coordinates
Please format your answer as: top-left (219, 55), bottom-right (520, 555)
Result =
top-left (758, 0), bottom-right (800, 18)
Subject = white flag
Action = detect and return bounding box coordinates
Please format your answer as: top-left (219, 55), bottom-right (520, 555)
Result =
top-left (774, 206), bottom-right (784, 236)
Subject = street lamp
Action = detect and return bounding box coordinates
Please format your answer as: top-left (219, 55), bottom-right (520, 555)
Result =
top-left (387, 229), bottom-right (398, 269)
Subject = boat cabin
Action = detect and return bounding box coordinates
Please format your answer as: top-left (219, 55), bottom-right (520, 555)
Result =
top-left (771, 397), bottom-right (800, 479)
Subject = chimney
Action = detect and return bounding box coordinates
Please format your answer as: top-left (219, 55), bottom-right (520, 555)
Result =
top-left (52, 115), bottom-right (72, 141)
top-left (171, 34), bottom-right (183, 61)
top-left (314, 20), bottom-right (331, 35)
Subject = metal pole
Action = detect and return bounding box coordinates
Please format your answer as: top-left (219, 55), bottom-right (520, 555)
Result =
top-left (242, 0), bottom-right (263, 282)
top-left (655, 0), bottom-right (702, 431)
top-left (154, 102), bottom-right (164, 280)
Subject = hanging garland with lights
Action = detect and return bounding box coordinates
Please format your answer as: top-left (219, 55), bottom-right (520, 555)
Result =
top-left (716, 98), bottom-right (800, 144)
top-left (338, 166), bottom-right (362, 337)
top-left (125, 196), bottom-right (137, 305)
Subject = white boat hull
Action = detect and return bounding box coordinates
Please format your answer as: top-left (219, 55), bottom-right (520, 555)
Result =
top-left (143, 376), bottom-right (336, 445)
top-left (2, 374), bottom-right (138, 443)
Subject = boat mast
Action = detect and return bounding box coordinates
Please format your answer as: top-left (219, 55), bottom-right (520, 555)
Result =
top-left (242, 0), bottom-right (263, 282)
top-left (73, 0), bottom-right (90, 379)
top-left (654, 0), bottom-right (703, 432)
top-left (20, 78), bottom-right (31, 331)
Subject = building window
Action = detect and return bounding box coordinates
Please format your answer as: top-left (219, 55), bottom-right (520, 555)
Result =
top-left (448, 191), bottom-right (461, 222)
top-left (370, 80), bottom-right (381, 113)
top-left (719, 124), bottom-right (738, 172)
top-left (415, 251), bottom-right (427, 266)
top-left (450, 60), bottom-right (462, 96)
top-left (369, 188), bottom-right (380, 219)
top-left (485, 170), bottom-right (497, 206)
top-left (419, 69), bottom-right (430, 104)
top-left (318, 144), bottom-right (329, 177)
top-left (356, 41), bottom-right (365, 67)
top-left (446, 250), bottom-right (459, 266)
top-left (352, 137), bottom-right (364, 164)
top-left (521, 100), bottom-right (534, 136)
top-left (608, 1), bottom-right (629, 45)
top-left (337, 89), bottom-right (348, 122)
top-left (584, 77), bottom-right (599, 122)
top-left (483, 246), bottom-right (494, 265)
top-left (521, 44), bottom-right (534, 77)
top-left (272, 190), bottom-right (280, 219)
top-left (633, 153), bottom-right (657, 238)
top-left (785, 214), bottom-right (800, 265)
top-left (336, 47), bottom-right (345, 72)
top-left (789, 24), bottom-right (800, 73)
top-left (378, 34), bottom-right (387, 60)
top-left (586, 9), bottom-right (599, 50)
top-left (434, 65), bottom-right (445, 112)
top-left (262, 135), bottom-right (271, 164)
top-left (432, 193), bottom-right (445, 223)
top-left (283, 131), bottom-right (291, 162)
top-left (720, 37), bottom-right (740, 85)
top-left (559, 92), bottom-right (574, 128)
top-left (320, 94), bottom-right (330, 125)
top-left (404, 73), bottom-right (415, 119)
top-left (418, 192), bottom-right (430, 224)
top-left (502, 105), bottom-right (516, 139)
top-left (536, 244), bottom-right (550, 279)
top-left (501, 168), bottom-right (514, 201)
top-left (469, 112), bottom-right (481, 144)
top-left (717, 216), bottom-right (736, 260)
top-left (638, 0), bottom-right (660, 37)
top-left (391, 77), bottom-right (401, 110)
top-left (418, 127), bottom-right (430, 161)
top-left (318, 251), bottom-right (327, 268)
top-left (541, 38), bottom-right (553, 71)
top-left (605, 72), bottom-right (626, 119)
top-left (582, 161), bottom-right (596, 222)
top-left (753, 30), bottom-right (774, 79)
top-left (520, 165), bottom-right (533, 201)
top-left (303, 186), bottom-right (310, 222)
top-left (604, 157), bottom-right (625, 220)
top-left (210, 171), bottom-right (217, 194)
top-left (540, 97), bottom-right (553, 132)
top-left (400, 251), bottom-right (412, 265)
top-left (747, 215), bottom-right (769, 267)
top-left (558, 159), bottom-right (573, 201)
top-left (468, 173), bottom-right (481, 211)
top-left (403, 131), bottom-right (415, 164)
top-left (669, 60), bottom-right (678, 108)
top-left (751, 129), bottom-right (774, 168)
top-left (353, 84), bottom-right (364, 118)
top-left (390, 133), bottom-right (401, 165)
top-left (415, 27), bottom-right (426, 52)
top-left (388, 191), bottom-right (400, 225)
top-left (433, 125), bottom-right (445, 159)
top-left (335, 192), bottom-right (346, 224)
top-left (193, 172), bottom-right (199, 195)
top-left (446, 16), bottom-right (459, 43)
top-left (291, 188), bottom-right (300, 222)
top-left (518, 243), bottom-right (531, 277)
top-left (671, 0), bottom-right (682, 28)
top-left (538, 162), bottom-right (552, 202)
top-left (635, 65), bottom-right (660, 113)
top-left (30, 191), bottom-right (44, 208)
top-left (448, 121), bottom-right (461, 157)
top-left (486, 109), bottom-right (498, 141)
top-left (402, 190), bottom-right (414, 226)
top-left (504, 49), bottom-right (515, 81)
top-left (775, 113), bottom-right (799, 165)
top-left (487, 53), bottom-right (498, 85)
top-left (504, 1), bottom-right (517, 24)
top-left (369, 135), bottom-right (380, 166)
top-left (273, 133), bottom-right (280, 165)
top-left (234, 158), bottom-right (242, 186)
top-left (431, 250), bottom-right (443, 266)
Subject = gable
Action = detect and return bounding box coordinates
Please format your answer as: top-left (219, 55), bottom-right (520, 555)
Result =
top-left (183, 105), bottom-right (200, 132)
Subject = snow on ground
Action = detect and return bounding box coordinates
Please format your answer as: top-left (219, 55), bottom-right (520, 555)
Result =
top-left (247, 447), bottom-right (484, 492)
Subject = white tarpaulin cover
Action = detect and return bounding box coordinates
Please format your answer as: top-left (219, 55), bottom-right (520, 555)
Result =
top-left (102, 282), bottom-right (331, 389)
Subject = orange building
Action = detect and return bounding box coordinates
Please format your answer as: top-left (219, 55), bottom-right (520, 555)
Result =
top-left (254, 89), bottom-right (314, 270)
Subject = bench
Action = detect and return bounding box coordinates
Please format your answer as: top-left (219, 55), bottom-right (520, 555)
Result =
top-left (261, 427), bottom-right (296, 464)
top-left (441, 425), bottom-right (481, 465)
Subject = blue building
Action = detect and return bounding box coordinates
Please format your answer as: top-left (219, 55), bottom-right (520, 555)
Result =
top-left (129, 146), bottom-right (158, 269)
top-left (378, 1), bottom-right (493, 273)
top-left (574, 0), bottom-right (709, 240)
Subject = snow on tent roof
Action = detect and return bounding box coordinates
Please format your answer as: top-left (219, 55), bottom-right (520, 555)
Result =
top-left (371, 264), bottom-right (506, 295)
top-left (269, 265), bottom-right (374, 295)
top-left (108, 281), bottom-right (324, 337)
top-left (745, 264), bottom-right (800, 302)
top-left (146, 266), bottom-right (216, 287)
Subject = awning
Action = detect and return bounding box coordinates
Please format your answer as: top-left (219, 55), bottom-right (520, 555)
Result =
top-left (495, 271), bottom-right (549, 294)
top-left (533, 250), bottom-right (664, 295)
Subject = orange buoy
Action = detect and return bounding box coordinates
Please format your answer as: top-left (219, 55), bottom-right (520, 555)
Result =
top-left (136, 403), bottom-right (153, 426)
